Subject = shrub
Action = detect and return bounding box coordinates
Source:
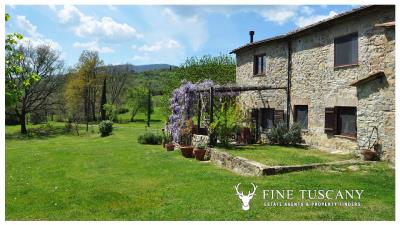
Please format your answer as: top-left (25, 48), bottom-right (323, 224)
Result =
top-left (138, 132), bottom-right (163, 145)
top-left (267, 122), bottom-right (303, 145)
top-left (210, 103), bottom-right (237, 146)
top-left (99, 120), bottom-right (113, 137)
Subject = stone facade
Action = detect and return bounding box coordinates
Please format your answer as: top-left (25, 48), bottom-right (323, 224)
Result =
top-left (234, 6), bottom-right (395, 162)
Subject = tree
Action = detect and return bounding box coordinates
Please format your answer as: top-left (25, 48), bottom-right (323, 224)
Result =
top-left (177, 54), bottom-right (236, 84)
top-left (65, 50), bottom-right (103, 131)
top-left (100, 77), bottom-right (107, 120)
top-left (5, 13), bottom-right (40, 108)
top-left (11, 44), bottom-right (64, 134)
top-left (105, 64), bottom-right (129, 105)
top-left (126, 86), bottom-right (151, 122)
top-left (159, 54), bottom-right (236, 120)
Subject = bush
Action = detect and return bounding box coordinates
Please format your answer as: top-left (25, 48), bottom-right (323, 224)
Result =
top-left (267, 122), bottom-right (303, 145)
top-left (138, 132), bottom-right (163, 145)
top-left (99, 120), bottom-right (113, 137)
top-left (209, 103), bottom-right (238, 146)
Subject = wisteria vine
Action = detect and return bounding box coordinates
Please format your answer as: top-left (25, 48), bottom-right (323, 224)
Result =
top-left (166, 80), bottom-right (239, 143)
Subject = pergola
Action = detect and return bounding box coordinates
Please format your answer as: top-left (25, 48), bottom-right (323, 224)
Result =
top-left (193, 84), bottom-right (288, 143)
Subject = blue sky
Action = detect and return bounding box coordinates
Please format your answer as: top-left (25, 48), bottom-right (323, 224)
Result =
top-left (5, 5), bottom-right (358, 68)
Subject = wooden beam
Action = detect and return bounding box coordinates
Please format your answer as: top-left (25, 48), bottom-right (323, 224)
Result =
top-left (197, 97), bottom-right (201, 132)
top-left (209, 86), bottom-right (215, 146)
top-left (195, 85), bottom-right (286, 93)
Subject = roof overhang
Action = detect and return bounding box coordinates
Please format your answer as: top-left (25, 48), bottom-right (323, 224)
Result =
top-left (350, 71), bottom-right (386, 86)
top-left (230, 5), bottom-right (393, 54)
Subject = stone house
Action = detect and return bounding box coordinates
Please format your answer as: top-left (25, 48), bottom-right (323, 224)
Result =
top-left (230, 5), bottom-right (395, 163)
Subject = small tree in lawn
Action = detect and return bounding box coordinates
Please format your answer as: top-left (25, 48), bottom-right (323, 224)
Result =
top-left (126, 86), bottom-right (148, 122)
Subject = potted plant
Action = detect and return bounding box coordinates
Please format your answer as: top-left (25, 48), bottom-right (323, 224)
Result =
top-left (162, 130), bottom-right (174, 151)
top-left (361, 149), bottom-right (379, 161)
top-left (179, 119), bottom-right (194, 158)
top-left (194, 143), bottom-right (208, 161)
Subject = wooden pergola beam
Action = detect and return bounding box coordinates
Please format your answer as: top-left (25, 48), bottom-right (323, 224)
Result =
top-left (195, 85), bottom-right (286, 93)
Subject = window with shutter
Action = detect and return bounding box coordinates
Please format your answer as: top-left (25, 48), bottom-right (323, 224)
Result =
top-left (294, 105), bottom-right (308, 130)
top-left (260, 108), bottom-right (274, 129)
top-left (324, 107), bottom-right (336, 134)
top-left (334, 32), bottom-right (358, 67)
top-left (274, 110), bottom-right (285, 126)
top-left (337, 107), bottom-right (357, 137)
top-left (253, 54), bottom-right (266, 75)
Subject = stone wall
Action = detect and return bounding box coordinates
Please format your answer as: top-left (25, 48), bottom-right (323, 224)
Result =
top-left (235, 6), bottom-right (395, 161)
top-left (236, 41), bottom-right (288, 115)
top-left (192, 134), bottom-right (209, 147)
top-left (355, 26), bottom-right (395, 163)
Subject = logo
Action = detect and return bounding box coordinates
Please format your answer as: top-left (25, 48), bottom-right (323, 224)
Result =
top-left (234, 183), bottom-right (257, 211)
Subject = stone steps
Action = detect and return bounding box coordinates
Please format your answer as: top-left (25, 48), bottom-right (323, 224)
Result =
top-left (209, 148), bottom-right (376, 176)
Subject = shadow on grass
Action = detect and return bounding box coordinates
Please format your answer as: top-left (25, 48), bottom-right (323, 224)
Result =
top-left (5, 125), bottom-right (68, 140)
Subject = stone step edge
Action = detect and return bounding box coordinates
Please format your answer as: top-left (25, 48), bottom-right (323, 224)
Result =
top-left (209, 148), bottom-right (376, 176)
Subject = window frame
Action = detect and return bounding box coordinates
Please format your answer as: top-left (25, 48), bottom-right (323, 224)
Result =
top-left (253, 54), bottom-right (266, 76)
top-left (294, 105), bottom-right (308, 130)
top-left (260, 108), bottom-right (274, 130)
top-left (336, 106), bottom-right (357, 138)
top-left (334, 32), bottom-right (359, 68)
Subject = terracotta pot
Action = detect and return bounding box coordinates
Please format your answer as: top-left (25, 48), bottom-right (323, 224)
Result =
top-left (361, 149), bottom-right (379, 161)
top-left (165, 143), bottom-right (175, 151)
top-left (194, 148), bottom-right (207, 161)
top-left (180, 146), bottom-right (194, 158)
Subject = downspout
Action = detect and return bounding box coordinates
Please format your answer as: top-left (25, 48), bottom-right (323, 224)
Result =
top-left (286, 39), bottom-right (292, 130)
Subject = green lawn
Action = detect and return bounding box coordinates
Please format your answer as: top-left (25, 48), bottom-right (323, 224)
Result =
top-left (5, 121), bottom-right (395, 220)
top-left (222, 145), bottom-right (355, 166)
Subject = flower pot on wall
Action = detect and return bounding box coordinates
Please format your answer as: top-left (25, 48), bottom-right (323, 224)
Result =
top-left (361, 149), bottom-right (379, 161)
top-left (180, 146), bottom-right (194, 158)
top-left (165, 143), bottom-right (175, 151)
top-left (194, 148), bottom-right (207, 161)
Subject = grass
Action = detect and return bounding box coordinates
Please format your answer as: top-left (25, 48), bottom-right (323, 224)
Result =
top-left (5, 117), bottom-right (395, 220)
top-left (222, 145), bottom-right (355, 166)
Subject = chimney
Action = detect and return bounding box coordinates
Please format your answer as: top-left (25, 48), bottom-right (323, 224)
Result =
top-left (249, 31), bottom-right (255, 43)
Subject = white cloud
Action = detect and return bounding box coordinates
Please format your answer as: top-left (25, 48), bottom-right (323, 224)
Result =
top-left (74, 16), bottom-right (142, 41)
top-left (301, 6), bottom-right (314, 15)
top-left (159, 8), bottom-right (207, 51)
top-left (260, 8), bottom-right (297, 25)
top-left (20, 37), bottom-right (62, 51)
top-left (295, 11), bottom-right (338, 28)
top-left (138, 39), bottom-right (180, 52)
top-left (13, 15), bottom-right (61, 52)
top-left (15, 15), bottom-right (40, 38)
top-left (73, 41), bottom-right (114, 53)
top-left (57, 5), bottom-right (82, 24)
top-left (55, 5), bottom-right (142, 41)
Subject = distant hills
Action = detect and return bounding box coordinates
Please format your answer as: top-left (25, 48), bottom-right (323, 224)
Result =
top-left (106, 64), bottom-right (178, 73)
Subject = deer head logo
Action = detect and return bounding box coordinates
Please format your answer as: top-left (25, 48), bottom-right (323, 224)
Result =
top-left (234, 183), bottom-right (257, 211)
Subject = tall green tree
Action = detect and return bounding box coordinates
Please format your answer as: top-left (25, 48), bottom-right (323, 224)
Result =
top-left (5, 13), bottom-right (40, 108)
top-left (10, 44), bottom-right (64, 134)
top-left (65, 50), bottom-right (103, 131)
